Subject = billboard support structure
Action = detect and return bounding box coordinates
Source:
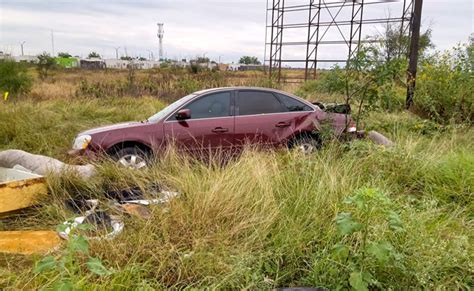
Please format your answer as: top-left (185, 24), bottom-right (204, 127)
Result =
top-left (265, 0), bottom-right (415, 83)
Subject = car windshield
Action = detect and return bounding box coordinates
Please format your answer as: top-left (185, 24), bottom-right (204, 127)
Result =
top-left (147, 94), bottom-right (197, 122)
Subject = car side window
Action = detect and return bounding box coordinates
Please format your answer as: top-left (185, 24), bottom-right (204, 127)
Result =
top-left (171, 92), bottom-right (231, 120)
top-left (277, 93), bottom-right (313, 112)
top-left (238, 91), bottom-right (285, 115)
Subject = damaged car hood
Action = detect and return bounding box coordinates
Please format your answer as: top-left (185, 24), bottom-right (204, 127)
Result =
top-left (79, 122), bottom-right (144, 136)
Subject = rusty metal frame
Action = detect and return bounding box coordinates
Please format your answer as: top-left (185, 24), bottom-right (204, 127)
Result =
top-left (265, 0), bottom-right (414, 82)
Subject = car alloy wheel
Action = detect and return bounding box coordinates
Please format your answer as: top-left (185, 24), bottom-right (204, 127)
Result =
top-left (297, 143), bottom-right (315, 155)
top-left (118, 154), bottom-right (147, 169)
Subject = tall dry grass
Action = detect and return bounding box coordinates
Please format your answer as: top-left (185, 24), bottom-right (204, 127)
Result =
top-left (0, 69), bottom-right (472, 289)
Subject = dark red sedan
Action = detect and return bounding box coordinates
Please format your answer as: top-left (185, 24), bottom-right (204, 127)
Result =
top-left (70, 87), bottom-right (356, 168)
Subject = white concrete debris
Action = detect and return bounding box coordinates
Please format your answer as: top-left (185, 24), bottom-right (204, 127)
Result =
top-left (367, 131), bottom-right (395, 147)
top-left (0, 149), bottom-right (96, 179)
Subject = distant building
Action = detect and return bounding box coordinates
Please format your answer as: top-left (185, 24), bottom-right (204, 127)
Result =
top-left (238, 64), bottom-right (264, 71)
top-left (79, 58), bottom-right (106, 69)
top-left (104, 59), bottom-right (130, 69)
top-left (227, 63), bottom-right (263, 71)
top-left (55, 57), bottom-right (79, 68)
top-left (227, 64), bottom-right (240, 71)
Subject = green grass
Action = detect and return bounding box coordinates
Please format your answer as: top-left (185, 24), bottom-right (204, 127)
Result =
top-left (0, 96), bottom-right (473, 289)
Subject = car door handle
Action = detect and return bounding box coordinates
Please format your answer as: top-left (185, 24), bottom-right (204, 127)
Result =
top-left (212, 127), bottom-right (229, 133)
top-left (275, 122), bottom-right (291, 128)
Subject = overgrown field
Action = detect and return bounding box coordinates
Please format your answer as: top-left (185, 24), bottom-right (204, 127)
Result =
top-left (0, 66), bottom-right (473, 289)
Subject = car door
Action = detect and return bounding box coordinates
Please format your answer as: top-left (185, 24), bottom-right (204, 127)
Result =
top-left (163, 91), bottom-right (234, 152)
top-left (234, 90), bottom-right (314, 148)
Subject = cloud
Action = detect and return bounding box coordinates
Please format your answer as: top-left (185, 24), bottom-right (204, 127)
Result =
top-left (0, 0), bottom-right (471, 63)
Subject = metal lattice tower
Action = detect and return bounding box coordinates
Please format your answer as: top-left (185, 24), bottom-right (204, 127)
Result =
top-left (157, 23), bottom-right (164, 60)
top-left (265, 0), bottom-right (414, 82)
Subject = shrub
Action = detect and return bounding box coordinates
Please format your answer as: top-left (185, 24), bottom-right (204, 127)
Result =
top-left (415, 44), bottom-right (473, 124)
top-left (0, 60), bottom-right (32, 97)
top-left (37, 52), bottom-right (57, 80)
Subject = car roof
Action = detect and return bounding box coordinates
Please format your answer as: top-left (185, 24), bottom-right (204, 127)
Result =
top-left (193, 87), bottom-right (317, 110)
top-left (194, 87), bottom-right (289, 96)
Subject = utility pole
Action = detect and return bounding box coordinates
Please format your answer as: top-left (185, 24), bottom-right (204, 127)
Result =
top-left (20, 41), bottom-right (25, 56)
top-left (51, 30), bottom-right (55, 56)
top-left (114, 47), bottom-right (120, 59)
top-left (157, 23), bottom-right (164, 60)
top-left (406, 0), bottom-right (423, 109)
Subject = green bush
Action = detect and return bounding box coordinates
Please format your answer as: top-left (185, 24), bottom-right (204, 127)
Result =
top-left (37, 52), bottom-right (57, 80)
top-left (294, 67), bottom-right (346, 98)
top-left (0, 60), bottom-right (32, 97)
top-left (415, 44), bottom-right (473, 124)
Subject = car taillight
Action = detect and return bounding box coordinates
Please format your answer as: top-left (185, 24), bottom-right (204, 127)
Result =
top-left (347, 121), bottom-right (357, 133)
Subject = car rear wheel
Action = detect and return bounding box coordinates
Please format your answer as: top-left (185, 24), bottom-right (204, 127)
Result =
top-left (289, 135), bottom-right (321, 155)
top-left (113, 147), bottom-right (150, 169)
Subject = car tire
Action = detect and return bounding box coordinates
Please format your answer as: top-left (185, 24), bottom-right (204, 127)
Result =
top-left (289, 134), bottom-right (321, 155)
top-left (112, 147), bottom-right (150, 169)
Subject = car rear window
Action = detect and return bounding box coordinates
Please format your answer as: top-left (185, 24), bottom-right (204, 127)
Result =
top-left (237, 91), bottom-right (285, 115)
top-left (277, 93), bottom-right (313, 112)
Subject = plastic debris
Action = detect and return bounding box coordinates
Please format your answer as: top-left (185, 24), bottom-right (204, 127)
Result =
top-left (58, 212), bottom-right (124, 241)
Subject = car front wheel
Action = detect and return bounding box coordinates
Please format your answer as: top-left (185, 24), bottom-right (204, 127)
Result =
top-left (113, 147), bottom-right (150, 169)
top-left (289, 135), bottom-right (321, 155)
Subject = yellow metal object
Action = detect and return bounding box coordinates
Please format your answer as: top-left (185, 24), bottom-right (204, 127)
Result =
top-left (0, 167), bottom-right (47, 214)
top-left (0, 231), bottom-right (62, 255)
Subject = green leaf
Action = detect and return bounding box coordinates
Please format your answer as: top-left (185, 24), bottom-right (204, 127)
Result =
top-left (34, 256), bottom-right (57, 273)
top-left (335, 212), bottom-right (362, 235)
top-left (69, 235), bottom-right (89, 254)
top-left (86, 257), bottom-right (113, 276)
top-left (332, 243), bottom-right (350, 260)
top-left (387, 210), bottom-right (404, 232)
top-left (52, 280), bottom-right (73, 291)
top-left (55, 224), bottom-right (68, 233)
top-left (349, 271), bottom-right (369, 291)
top-left (366, 241), bottom-right (393, 264)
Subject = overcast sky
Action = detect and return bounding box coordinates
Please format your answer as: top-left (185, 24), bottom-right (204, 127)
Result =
top-left (0, 0), bottom-right (472, 64)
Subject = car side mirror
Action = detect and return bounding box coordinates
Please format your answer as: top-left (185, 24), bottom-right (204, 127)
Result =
top-left (175, 109), bottom-right (191, 120)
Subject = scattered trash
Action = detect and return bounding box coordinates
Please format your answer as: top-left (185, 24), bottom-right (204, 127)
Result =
top-left (0, 230), bottom-right (62, 255)
top-left (0, 149), bottom-right (96, 179)
top-left (58, 212), bottom-right (124, 241)
top-left (0, 167), bottom-right (47, 215)
top-left (104, 183), bottom-right (179, 205)
top-left (123, 191), bottom-right (179, 205)
top-left (104, 183), bottom-right (162, 201)
top-left (0, 150), bottom-right (179, 254)
top-left (119, 204), bottom-right (152, 219)
top-left (65, 198), bottom-right (99, 214)
top-left (59, 186), bottom-right (179, 240)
